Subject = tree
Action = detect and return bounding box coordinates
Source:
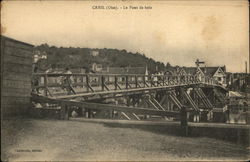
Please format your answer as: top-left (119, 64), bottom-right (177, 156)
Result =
top-left (166, 62), bottom-right (171, 68)
top-left (34, 44), bottom-right (172, 74)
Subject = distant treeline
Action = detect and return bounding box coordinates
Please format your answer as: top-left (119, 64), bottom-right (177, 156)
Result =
top-left (35, 44), bottom-right (172, 73)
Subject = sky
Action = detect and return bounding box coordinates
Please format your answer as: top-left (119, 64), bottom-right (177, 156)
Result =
top-left (1, 0), bottom-right (249, 73)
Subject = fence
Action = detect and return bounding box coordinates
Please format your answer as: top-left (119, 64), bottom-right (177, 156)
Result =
top-left (32, 73), bottom-right (220, 97)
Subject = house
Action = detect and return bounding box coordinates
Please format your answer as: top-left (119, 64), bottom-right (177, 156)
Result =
top-left (165, 65), bottom-right (227, 85)
top-left (43, 68), bottom-right (66, 84)
top-left (33, 50), bottom-right (47, 63)
top-left (91, 62), bottom-right (103, 72)
top-left (227, 73), bottom-right (249, 92)
top-left (184, 66), bottom-right (227, 85)
top-left (70, 67), bottom-right (87, 83)
top-left (165, 66), bottom-right (187, 76)
top-left (41, 67), bottom-right (87, 85)
top-left (90, 50), bottom-right (99, 57)
top-left (200, 66), bottom-right (227, 85)
top-left (182, 67), bottom-right (205, 81)
top-left (101, 66), bottom-right (149, 82)
top-left (164, 67), bottom-right (176, 75)
top-left (165, 66), bottom-right (198, 76)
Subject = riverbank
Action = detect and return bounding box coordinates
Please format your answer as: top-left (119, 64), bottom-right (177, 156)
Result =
top-left (1, 118), bottom-right (249, 161)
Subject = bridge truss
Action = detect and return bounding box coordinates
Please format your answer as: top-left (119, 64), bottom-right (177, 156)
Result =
top-left (31, 73), bottom-right (228, 135)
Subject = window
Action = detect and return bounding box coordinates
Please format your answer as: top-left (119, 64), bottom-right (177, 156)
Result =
top-left (217, 77), bottom-right (222, 81)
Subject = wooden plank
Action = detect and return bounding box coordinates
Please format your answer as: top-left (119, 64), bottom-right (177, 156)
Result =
top-left (121, 112), bottom-right (131, 120)
top-left (194, 88), bottom-right (211, 109)
top-left (101, 76), bottom-right (105, 91)
top-left (159, 95), bottom-right (167, 105)
top-left (103, 83), bottom-right (109, 91)
top-left (198, 88), bottom-right (214, 108)
top-left (3, 54), bottom-right (32, 65)
top-left (3, 62), bottom-right (32, 74)
top-left (2, 80), bottom-right (31, 90)
top-left (126, 76), bottom-right (129, 89)
top-left (2, 87), bottom-right (31, 97)
top-left (4, 46), bottom-right (33, 58)
top-left (132, 113), bottom-right (141, 120)
top-left (2, 97), bottom-right (30, 106)
top-left (3, 73), bottom-right (31, 82)
top-left (3, 62), bottom-right (32, 72)
top-left (2, 92), bottom-right (31, 97)
top-left (2, 36), bottom-right (33, 46)
top-left (2, 103), bottom-right (31, 115)
top-left (53, 83), bottom-right (199, 99)
top-left (147, 99), bottom-right (160, 110)
top-left (2, 79), bottom-right (31, 89)
top-left (5, 40), bottom-right (34, 51)
top-left (151, 98), bottom-right (166, 111)
top-left (181, 89), bottom-right (199, 111)
top-left (2, 103), bottom-right (31, 109)
top-left (168, 93), bottom-right (182, 110)
top-left (116, 83), bottom-right (122, 90)
top-left (114, 76), bottom-right (118, 90)
top-left (46, 88), bottom-right (54, 97)
top-left (121, 112), bottom-right (140, 120)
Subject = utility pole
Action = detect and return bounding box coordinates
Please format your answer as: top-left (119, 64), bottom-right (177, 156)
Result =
top-left (195, 59), bottom-right (205, 67)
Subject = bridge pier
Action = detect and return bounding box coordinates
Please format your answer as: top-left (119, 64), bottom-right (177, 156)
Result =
top-left (180, 106), bottom-right (188, 136)
top-left (60, 104), bottom-right (69, 120)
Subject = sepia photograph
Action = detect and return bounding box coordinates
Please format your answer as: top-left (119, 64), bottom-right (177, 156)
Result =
top-left (1, 0), bottom-right (249, 161)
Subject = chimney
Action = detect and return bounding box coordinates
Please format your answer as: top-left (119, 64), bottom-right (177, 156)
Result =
top-left (145, 65), bottom-right (148, 75)
top-left (223, 65), bottom-right (226, 72)
top-left (245, 61), bottom-right (247, 74)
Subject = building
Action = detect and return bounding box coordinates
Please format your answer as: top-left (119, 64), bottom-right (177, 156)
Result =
top-left (90, 50), bottom-right (99, 57)
top-left (1, 36), bottom-right (34, 117)
top-left (101, 66), bottom-right (149, 82)
top-left (41, 67), bottom-right (87, 85)
top-left (33, 50), bottom-right (47, 63)
top-left (91, 62), bottom-right (103, 72)
top-left (227, 73), bottom-right (250, 92)
top-left (165, 60), bottom-right (227, 86)
top-left (184, 66), bottom-right (227, 85)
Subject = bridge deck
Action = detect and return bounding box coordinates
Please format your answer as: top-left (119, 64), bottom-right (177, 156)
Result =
top-left (52, 83), bottom-right (200, 99)
top-left (32, 73), bottom-right (226, 99)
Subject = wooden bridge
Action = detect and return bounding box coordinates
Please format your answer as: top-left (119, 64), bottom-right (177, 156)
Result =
top-left (31, 73), bottom-right (229, 135)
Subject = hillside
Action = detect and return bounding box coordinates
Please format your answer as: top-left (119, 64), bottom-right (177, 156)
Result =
top-left (35, 44), bottom-right (171, 73)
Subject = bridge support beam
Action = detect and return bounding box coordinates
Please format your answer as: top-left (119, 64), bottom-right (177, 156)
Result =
top-left (180, 106), bottom-right (188, 136)
top-left (188, 87), bottom-right (216, 122)
top-left (60, 104), bottom-right (69, 120)
top-left (178, 87), bottom-right (189, 136)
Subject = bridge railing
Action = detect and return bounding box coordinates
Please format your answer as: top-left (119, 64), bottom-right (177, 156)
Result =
top-left (32, 73), bottom-right (219, 96)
